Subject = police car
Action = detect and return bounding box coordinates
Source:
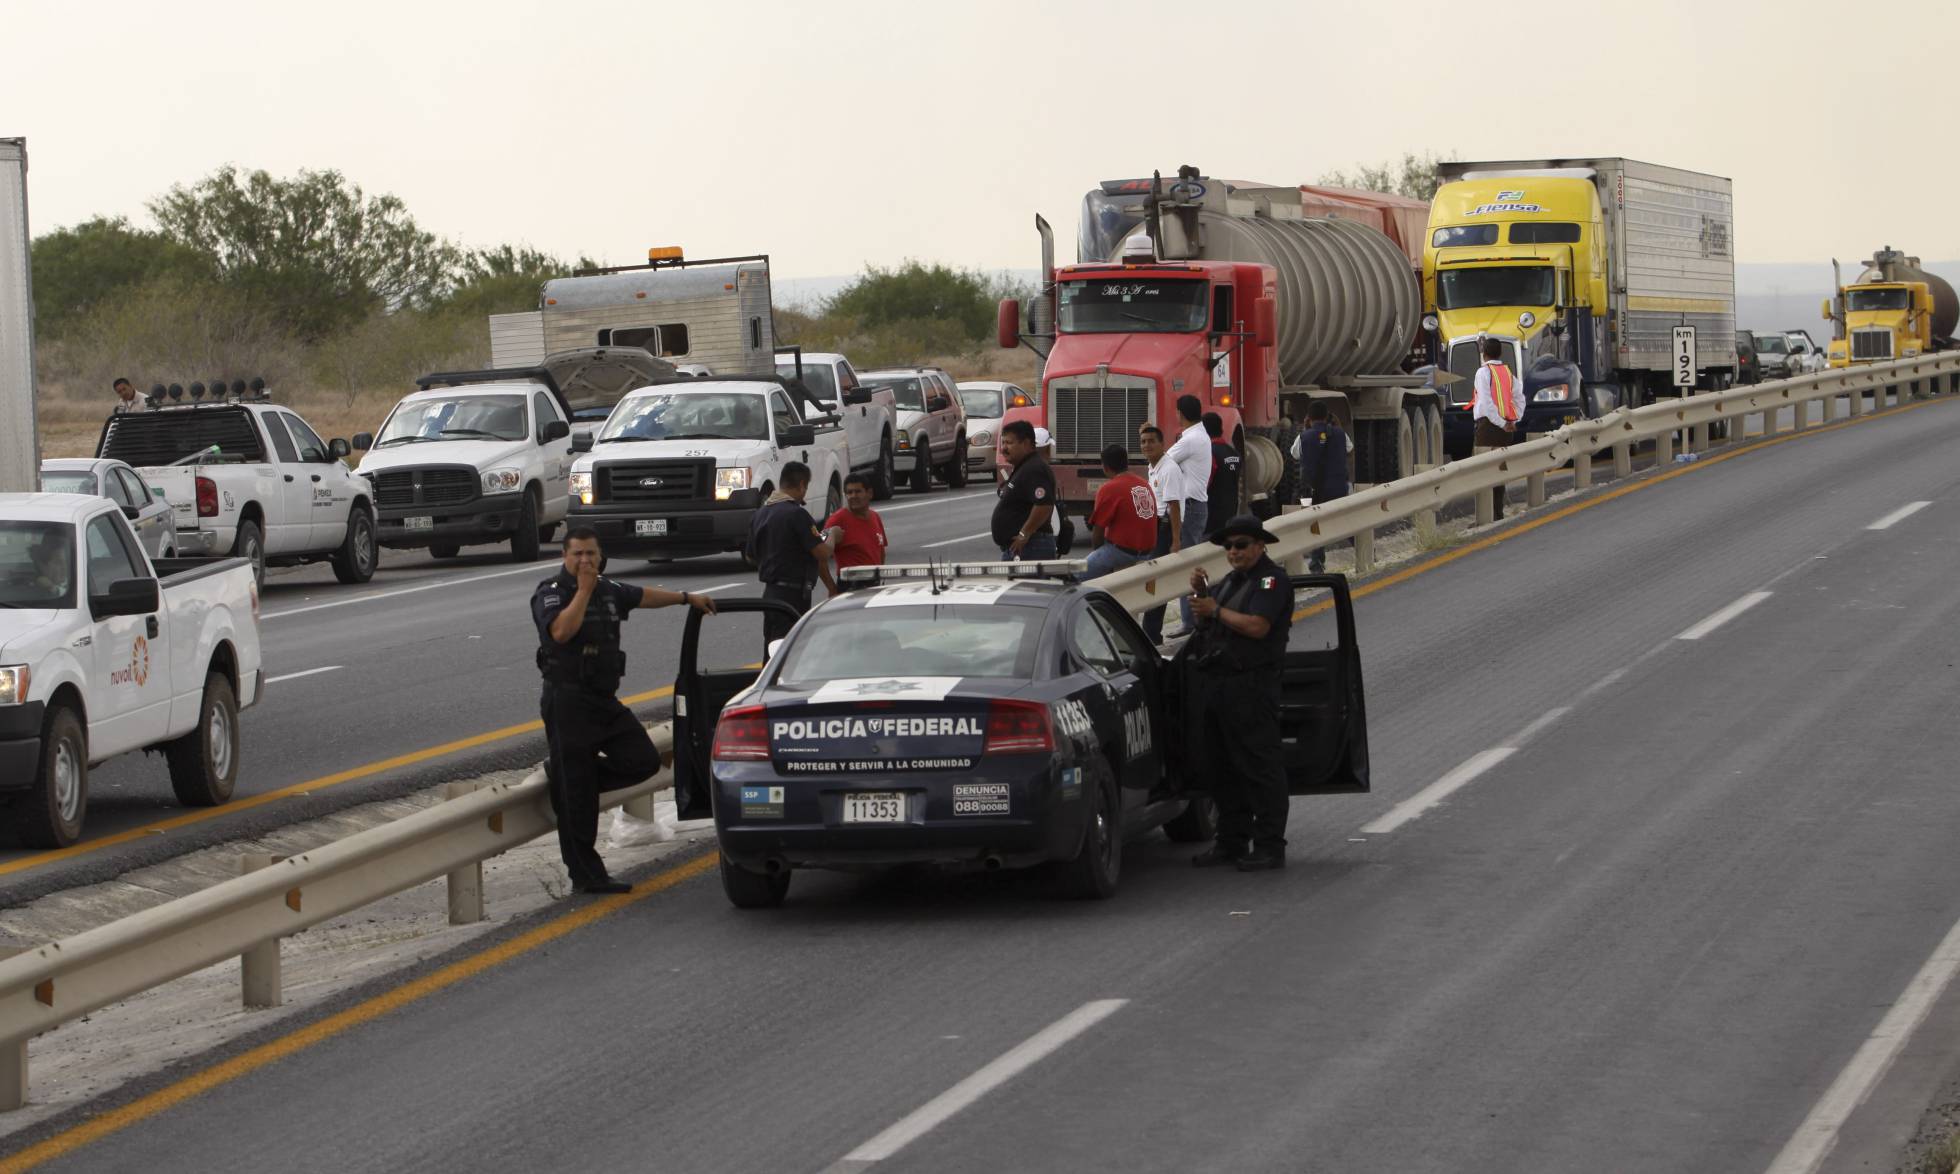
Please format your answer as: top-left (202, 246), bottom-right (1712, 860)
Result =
top-left (671, 562), bottom-right (1370, 908)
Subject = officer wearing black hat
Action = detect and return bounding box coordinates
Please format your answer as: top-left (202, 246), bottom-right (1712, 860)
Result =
top-left (533, 526), bottom-right (715, 893)
top-left (1184, 514), bottom-right (1293, 871)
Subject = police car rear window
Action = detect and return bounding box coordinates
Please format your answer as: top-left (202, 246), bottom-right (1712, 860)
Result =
top-left (776, 607), bottom-right (1043, 685)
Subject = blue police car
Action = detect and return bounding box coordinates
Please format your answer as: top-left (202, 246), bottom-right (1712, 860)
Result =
top-left (671, 562), bottom-right (1370, 908)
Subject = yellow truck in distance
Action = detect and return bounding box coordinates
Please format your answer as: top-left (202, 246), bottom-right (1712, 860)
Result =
top-left (1822, 247), bottom-right (1957, 367)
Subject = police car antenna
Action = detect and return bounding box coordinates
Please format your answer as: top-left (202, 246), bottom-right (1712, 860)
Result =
top-left (928, 556), bottom-right (953, 595)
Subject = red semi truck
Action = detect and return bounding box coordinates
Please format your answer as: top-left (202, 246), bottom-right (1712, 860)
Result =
top-left (998, 167), bottom-right (1444, 511)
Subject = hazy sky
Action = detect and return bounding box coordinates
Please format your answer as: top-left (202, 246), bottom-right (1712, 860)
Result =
top-left (6, 0), bottom-right (1956, 280)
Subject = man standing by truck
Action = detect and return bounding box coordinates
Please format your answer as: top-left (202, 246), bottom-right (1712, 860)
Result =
top-left (1201, 412), bottom-right (1241, 537)
top-left (748, 462), bottom-right (840, 642)
top-left (824, 473), bottom-right (886, 571)
top-left (532, 527), bottom-right (715, 894)
top-left (1294, 401), bottom-right (1351, 573)
top-left (1472, 338), bottom-right (1522, 519)
top-left (993, 420), bottom-right (1058, 561)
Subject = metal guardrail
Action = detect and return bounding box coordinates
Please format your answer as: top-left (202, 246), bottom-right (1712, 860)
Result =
top-left (1094, 353), bottom-right (1960, 615)
top-left (0, 352), bottom-right (1953, 1112)
top-left (0, 730), bottom-right (674, 1109)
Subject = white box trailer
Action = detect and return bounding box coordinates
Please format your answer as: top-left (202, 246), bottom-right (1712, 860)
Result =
top-left (0, 139), bottom-right (37, 494)
top-left (489, 254), bottom-right (777, 377)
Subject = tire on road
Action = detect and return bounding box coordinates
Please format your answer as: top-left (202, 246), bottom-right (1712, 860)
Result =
top-left (871, 435), bottom-right (896, 501)
top-left (511, 490), bottom-right (543, 563)
top-left (232, 519), bottom-right (265, 590)
top-left (909, 440), bottom-right (933, 493)
top-left (943, 437), bottom-right (969, 488)
top-left (331, 507), bottom-right (378, 584)
top-left (1162, 794), bottom-right (1217, 843)
top-left (1052, 757), bottom-right (1121, 899)
top-left (720, 853), bottom-right (790, 909)
top-left (20, 703), bottom-right (87, 849)
top-left (165, 672), bottom-right (239, 807)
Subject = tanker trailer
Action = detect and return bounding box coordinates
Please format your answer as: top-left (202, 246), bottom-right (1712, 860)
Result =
top-left (1823, 246), bottom-right (1959, 367)
top-left (998, 168), bottom-right (1447, 512)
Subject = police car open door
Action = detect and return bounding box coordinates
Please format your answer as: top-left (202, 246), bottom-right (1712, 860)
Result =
top-left (1281, 573), bottom-right (1370, 794)
top-left (673, 598), bottom-right (802, 821)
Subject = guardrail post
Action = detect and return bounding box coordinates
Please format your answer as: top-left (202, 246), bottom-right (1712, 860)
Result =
top-left (239, 854), bottom-right (282, 1009)
top-left (442, 783), bottom-right (487, 926)
top-left (1656, 428), bottom-right (1673, 464)
top-left (1573, 450), bottom-right (1592, 490)
top-left (0, 949), bottom-right (28, 1110)
top-left (1759, 405), bottom-right (1777, 440)
top-left (1847, 384), bottom-right (1862, 416)
top-left (1474, 484), bottom-right (1495, 526)
top-left (1279, 504), bottom-right (1309, 574)
top-left (1689, 422), bottom-right (1708, 453)
top-left (1613, 441), bottom-right (1632, 479)
top-left (1794, 399), bottom-right (1810, 431)
top-left (1352, 527), bottom-right (1375, 575)
top-left (1526, 471), bottom-right (1546, 508)
top-left (1822, 390), bottom-right (1839, 422)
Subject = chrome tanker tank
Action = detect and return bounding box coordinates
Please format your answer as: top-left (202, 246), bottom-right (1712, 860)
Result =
top-left (1856, 247), bottom-right (1958, 340)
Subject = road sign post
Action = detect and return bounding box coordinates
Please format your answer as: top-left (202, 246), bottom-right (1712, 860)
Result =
top-left (1672, 325), bottom-right (1698, 453)
top-left (0, 138), bottom-right (37, 494)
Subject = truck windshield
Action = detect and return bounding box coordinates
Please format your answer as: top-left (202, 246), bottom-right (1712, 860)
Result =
top-left (776, 364), bottom-right (837, 402)
top-left (598, 392), bottom-right (769, 443)
top-left (376, 395), bottom-right (529, 447)
top-left (1753, 334), bottom-right (1789, 354)
top-left (1436, 266), bottom-right (1556, 310)
top-left (1847, 287), bottom-right (1911, 312)
top-left (1058, 278), bottom-right (1208, 333)
top-left (870, 378), bottom-right (926, 412)
top-left (776, 604), bottom-right (1043, 685)
top-left (0, 523), bottom-right (76, 610)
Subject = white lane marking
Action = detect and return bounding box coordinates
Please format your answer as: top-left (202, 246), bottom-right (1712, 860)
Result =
top-left (1763, 915), bottom-right (1960, 1174)
top-left (265, 666), bottom-right (342, 685)
top-left (837, 999), bottom-right (1128, 1165)
top-left (1361, 747), bottom-right (1517, 835)
top-left (1867, 501), bottom-right (1931, 531)
top-left (922, 531), bottom-right (994, 550)
top-left (263, 564), bottom-right (545, 620)
top-left (693, 581), bottom-right (741, 593)
top-left (876, 489), bottom-right (998, 515)
top-left (1676, 591), bottom-right (1772, 641)
top-left (1512, 707), bottom-right (1573, 744)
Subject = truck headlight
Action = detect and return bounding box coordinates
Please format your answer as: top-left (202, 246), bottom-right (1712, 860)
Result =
top-left (570, 471), bottom-right (592, 505)
top-left (482, 468), bottom-right (523, 494)
top-left (714, 467), bottom-right (752, 501)
top-left (1421, 313), bottom-right (1438, 332)
top-left (0, 666), bottom-right (27, 706)
top-left (1518, 311), bottom-right (1537, 329)
top-left (896, 433), bottom-right (911, 450)
top-left (1532, 384), bottom-right (1572, 402)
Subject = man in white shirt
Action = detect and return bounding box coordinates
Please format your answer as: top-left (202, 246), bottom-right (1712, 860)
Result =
top-left (1167, 394), bottom-right (1212, 545)
top-left (1138, 423), bottom-right (1189, 643)
top-left (1470, 337), bottom-right (1521, 519)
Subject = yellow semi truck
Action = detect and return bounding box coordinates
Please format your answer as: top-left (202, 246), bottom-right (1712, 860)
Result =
top-left (1822, 247), bottom-right (1957, 367)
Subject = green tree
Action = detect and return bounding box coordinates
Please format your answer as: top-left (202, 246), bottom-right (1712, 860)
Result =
top-left (826, 261), bottom-right (1001, 342)
top-left (148, 166), bottom-right (458, 340)
top-left (1318, 150), bottom-right (1457, 201)
top-left (30, 216), bottom-right (214, 337)
top-left (440, 244), bottom-right (591, 320)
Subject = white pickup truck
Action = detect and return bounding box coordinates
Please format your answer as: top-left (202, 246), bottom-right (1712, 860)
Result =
top-left (94, 389), bottom-right (378, 588)
top-left (775, 351), bottom-right (899, 499)
top-left (567, 377), bottom-right (850, 560)
top-left (0, 494), bottom-right (263, 847)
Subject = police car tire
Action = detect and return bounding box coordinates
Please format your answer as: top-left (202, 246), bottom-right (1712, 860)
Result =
top-left (331, 508), bottom-right (377, 584)
top-left (944, 438), bottom-right (969, 488)
top-left (1162, 794), bottom-right (1217, 843)
top-left (910, 440), bottom-right (933, 492)
top-left (511, 492), bottom-right (543, 562)
top-left (20, 705), bottom-right (86, 849)
top-left (165, 673), bottom-right (239, 807)
top-left (871, 436), bottom-right (896, 501)
top-left (1053, 759), bottom-right (1121, 900)
top-left (719, 852), bottom-right (790, 909)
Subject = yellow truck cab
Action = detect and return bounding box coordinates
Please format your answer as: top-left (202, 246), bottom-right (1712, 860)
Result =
top-left (1823, 248), bottom-right (1957, 368)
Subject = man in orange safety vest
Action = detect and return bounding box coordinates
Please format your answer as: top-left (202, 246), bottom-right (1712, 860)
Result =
top-left (1471, 336), bottom-right (1522, 519)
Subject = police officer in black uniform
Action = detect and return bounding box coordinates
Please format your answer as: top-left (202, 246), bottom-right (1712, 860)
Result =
top-left (747, 460), bottom-right (838, 644)
top-left (1184, 514), bottom-right (1293, 872)
top-left (533, 526), bottom-right (715, 893)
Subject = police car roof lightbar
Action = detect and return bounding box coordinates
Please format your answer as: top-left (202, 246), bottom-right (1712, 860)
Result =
top-left (837, 561), bottom-right (1087, 591)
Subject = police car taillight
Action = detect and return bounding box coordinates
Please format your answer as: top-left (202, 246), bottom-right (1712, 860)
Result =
top-left (712, 705), bottom-right (771, 761)
top-left (983, 699), bottom-right (1053, 754)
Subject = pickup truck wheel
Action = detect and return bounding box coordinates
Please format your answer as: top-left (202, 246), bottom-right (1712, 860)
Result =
top-left (944, 437), bottom-right (970, 488)
top-left (909, 440), bottom-right (932, 493)
top-left (720, 853), bottom-right (790, 909)
top-left (537, 520), bottom-right (558, 546)
top-left (330, 507), bottom-right (377, 584)
top-left (166, 673), bottom-right (238, 807)
top-left (511, 492), bottom-right (543, 562)
top-left (1051, 758), bottom-right (1120, 900)
top-left (1163, 794), bottom-right (1217, 843)
top-left (20, 705), bottom-right (87, 849)
top-left (871, 436), bottom-right (896, 501)
top-left (824, 479), bottom-right (842, 520)
top-left (429, 542), bottom-right (460, 559)
top-left (232, 520), bottom-right (265, 590)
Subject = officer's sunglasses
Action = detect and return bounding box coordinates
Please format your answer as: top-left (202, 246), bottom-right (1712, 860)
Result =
top-left (1222, 539), bottom-right (1259, 551)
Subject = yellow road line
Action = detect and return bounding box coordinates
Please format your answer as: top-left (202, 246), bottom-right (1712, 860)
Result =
top-left (0, 850), bottom-right (718, 1173)
top-left (0, 684), bottom-right (677, 879)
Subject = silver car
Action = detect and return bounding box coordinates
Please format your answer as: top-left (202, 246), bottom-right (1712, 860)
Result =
top-left (955, 380), bottom-right (1037, 480)
top-left (38, 458), bottom-right (177, 559)
top-left (1751, 331), bottom-right (1796, 379)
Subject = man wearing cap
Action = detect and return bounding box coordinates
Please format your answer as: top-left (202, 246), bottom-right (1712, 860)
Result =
top-left (1184, 514), bottom-right (1293, 872)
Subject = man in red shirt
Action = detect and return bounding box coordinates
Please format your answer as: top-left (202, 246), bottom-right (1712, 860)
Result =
top-left (824, 473), bottom-right (887, 576)
top-left (1083, 444), bottom-right (1159, 580)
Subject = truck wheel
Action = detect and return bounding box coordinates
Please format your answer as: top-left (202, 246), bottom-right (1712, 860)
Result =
top-left (165, 673), bottom-right (239, 807)
top-left (331, 507), bottom-right (378, 584)
top-left (825, 478), bottom-right (842, 519)
top-left (720, 853), bottom-right (790, 909)
top-left (944, 437), bottom-right (969, 488)
top-left (511, 491), bottom-right (543, 562)
top-left (20, 705), bottom-right (87, 849)
top-left (871, 436), bottom-right (896, 501)
top-left (909, 440), bottom-right (932, 493)
top-left (232, 520), bottom-right (265, 590)
top-left (537, 520), bottom-right (558, 546)
top-left (1163, 794), bottom-right (1217, 843)
top-left (1051, 759), bottom-right (1120, 899)
top-left (429, 542), bottom-right (460, 559)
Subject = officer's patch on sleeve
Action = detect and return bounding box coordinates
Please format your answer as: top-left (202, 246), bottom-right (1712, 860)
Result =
top-left (1034, 487), bottom-right (1047, 500)
top-left (540, 593), bottom-right (562, 607)
top-left (1260, 577), bottom-right (1275, 589)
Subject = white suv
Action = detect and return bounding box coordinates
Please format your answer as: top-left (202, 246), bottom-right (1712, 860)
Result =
top-left (861, 366), bottom-right (969, 492)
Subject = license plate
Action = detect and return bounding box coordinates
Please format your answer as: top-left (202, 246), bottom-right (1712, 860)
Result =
top-left (635, 519), bottom-right (668, 536)
top-left (405, 516), bottom-right (433, 531)
top-left (842, 793), bottom-right (905, 823)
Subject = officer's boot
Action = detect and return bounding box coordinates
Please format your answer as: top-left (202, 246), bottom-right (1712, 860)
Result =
top-left (1236, 844), bottom-right (1286, 872)
top-left (1191, 838), bottom-right (1251, 868)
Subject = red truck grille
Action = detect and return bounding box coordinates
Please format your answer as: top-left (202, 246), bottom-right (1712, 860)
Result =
top-left (1047, 382), bottom-right (1155, 460)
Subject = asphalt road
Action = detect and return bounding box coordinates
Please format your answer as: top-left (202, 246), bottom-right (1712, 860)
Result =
top-left (17, 393), bottom-right (1960, 1172)
top-left (0, 482), bottom-right (1011, 900)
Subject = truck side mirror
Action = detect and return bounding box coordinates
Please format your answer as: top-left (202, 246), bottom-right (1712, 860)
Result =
top-left (352, 432), bottom-right (373, 451)
top-left (542, 419), bottom-right (571, 443)
top-left (997, 299), bottom-right (1022, 350)
top-left (329, 438), bottom-right (352, 459)
top-left (780, 424), bottom-right (816, 448)
top-left (843, 387), bottom-right (873, 406)
top-left (1254, 297), bottom-right (1278, 349)
top-left (1820, 298), bottom-right (1832, 321)
top-left (92, 577), bottom-right (159, 620)
top-left (571, 431), bottom-right (595, 453)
